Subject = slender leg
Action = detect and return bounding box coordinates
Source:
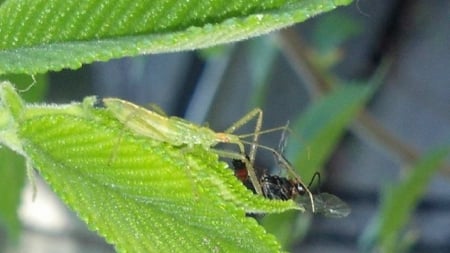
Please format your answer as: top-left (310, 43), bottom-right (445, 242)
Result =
top-left (275, 153), bottom-right (315, 213)
top-left (240, 139), bottom-right (316, 213)
top-left (274, 122), bottom-right (315, 212)
top-left (214, 149), bottom-right (263, 196)
top-left (218, 108), bottom-right (314, 212)
top-left (223, 108), bottom-right (263, 195)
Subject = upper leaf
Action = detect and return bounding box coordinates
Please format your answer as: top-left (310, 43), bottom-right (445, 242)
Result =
top-left (0, 0), bottom-right (352, 74)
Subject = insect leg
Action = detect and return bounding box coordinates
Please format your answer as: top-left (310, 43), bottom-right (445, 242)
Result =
top-left (214, 149), bottom-right (263, 196)
top-left (238, 139), bottom-right (316, 212)
top-left (276, 154), bottom-right (315, 213)
top-left (273, 125), bottom-right (316, 212)
top-left (223, 108), bottom-right (263, 195)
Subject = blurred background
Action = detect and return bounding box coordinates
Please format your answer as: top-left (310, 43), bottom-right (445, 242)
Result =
top-left (2, 0), bottom-right (450, 252)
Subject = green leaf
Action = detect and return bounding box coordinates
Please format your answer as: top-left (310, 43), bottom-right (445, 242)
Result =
top-left (247, 37), bottom-right (279, 107)
top-left (361, 147), bottom-right (450, 252)
top-left (0, 148), bottom-right (25, 243)
top-left (286, 82), bottom-right (376, 181)
top-left (0, 0), bottom-right (352, 75)
top-left (312, 12), bottom-right (362, 55)
top-left (0, 81), bottom-right (26, 156)
top-left (0, 75), bottom-right (47, 243)
top-left (0, 74), bottom-right (49, 103)
top-left (0, 81), bottom-right (301, 253)
top-left (360, 146), bottom-right (450, 253)
top-left (261, 210), bottom-right (311, 248)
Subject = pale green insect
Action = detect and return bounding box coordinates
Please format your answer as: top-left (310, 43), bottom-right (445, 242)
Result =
top-left (103, 98), bottom-right (316, 212)
top-left (103, 97), bottom-right (265, 196)
top-left (104, 98), bottom-right (243, 149)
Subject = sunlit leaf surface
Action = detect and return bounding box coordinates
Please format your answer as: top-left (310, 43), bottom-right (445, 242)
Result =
top-left (0, 0), bottom-right (352, 74)
top-left (0, 81), bottom-right (301, 252)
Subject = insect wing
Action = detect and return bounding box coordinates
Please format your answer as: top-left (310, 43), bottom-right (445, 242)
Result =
top-left (297, 192), bottom-right (350, 218)
top-left (313, 193), bottom-right (351, 218)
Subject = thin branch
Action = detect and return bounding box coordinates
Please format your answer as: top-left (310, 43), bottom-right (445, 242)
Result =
top-left (276, 28), bottom-right (422, 167)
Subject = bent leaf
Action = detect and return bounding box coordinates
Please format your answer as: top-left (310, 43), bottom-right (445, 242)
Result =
top-left (0, 81), bottom-right (300, 253)
top-left (286, 82), bottom-right (377, 181)
top-left (360, 146), bottom-right (450, 253)
top-left (0, 0), bottom-right (352, 74)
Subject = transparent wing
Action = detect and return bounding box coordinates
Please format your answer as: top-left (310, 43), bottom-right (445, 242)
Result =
top-left (298, 192), bottom-right (351, 218)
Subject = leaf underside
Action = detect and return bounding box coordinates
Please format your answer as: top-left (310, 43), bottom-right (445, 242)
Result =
top-left (0, 0), bottom-right (352, 74)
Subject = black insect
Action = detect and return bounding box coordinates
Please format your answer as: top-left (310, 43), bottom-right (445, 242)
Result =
top-left (232, 159), bottom-right (351, 218)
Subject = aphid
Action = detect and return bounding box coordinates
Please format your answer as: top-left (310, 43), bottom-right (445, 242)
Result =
top-left (103, 98), bottom-right (288, 196)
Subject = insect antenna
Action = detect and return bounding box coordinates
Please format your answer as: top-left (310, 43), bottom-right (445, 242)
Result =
top-left (308, 172), bottom-right (321, 190)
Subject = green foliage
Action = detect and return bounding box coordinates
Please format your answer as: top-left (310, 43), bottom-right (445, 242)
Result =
top-left (0, 0), bottom-right (352, 75)
top-left (1, 81), bottom-right (302, 252)
top-left (311, 12), bottom-right (362, 55)
top-left (0, 148), bottom-right (25, 243)
top-left (0, 1), bottom-right (357, 251)
top-left (247, 37), bottom-right (279, 107)
top-left (286, 81), bottom-right (378, 181)
top-left (0, 74), bottom-right (47, 243)
top-left (261, 210), bottom-right (311, 248)
top-left (360, 146), bottom-right (450, 253)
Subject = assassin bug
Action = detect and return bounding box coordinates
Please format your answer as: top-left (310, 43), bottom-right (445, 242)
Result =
top-left (103, 98), bottom-right (295, 197)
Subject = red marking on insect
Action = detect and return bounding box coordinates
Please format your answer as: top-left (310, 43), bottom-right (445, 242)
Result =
top-left (231, 159), bottom-right (351, 218)
top-left (231, 158), bottom-right (248, 182)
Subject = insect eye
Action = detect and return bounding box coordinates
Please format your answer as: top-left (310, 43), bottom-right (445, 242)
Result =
top-left (296, 184), bottom-right (306, 194)
top-left (260, 175), bottom-right (269, 182)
